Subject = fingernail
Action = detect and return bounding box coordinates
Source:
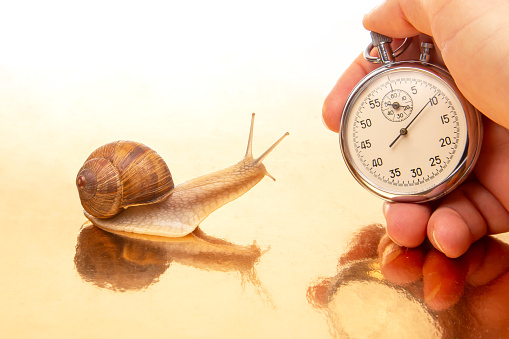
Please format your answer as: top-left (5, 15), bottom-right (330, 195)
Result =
top-left (381, 242), bottom-right (403, 267)
top-left (424, 273), bottom-right (442, 303)
top-left (321, 112), bottom-right (333, 132)
top-left (382, 201), bottom-right (390, 217)
top-left (431, 228), bottom-right (446, 254)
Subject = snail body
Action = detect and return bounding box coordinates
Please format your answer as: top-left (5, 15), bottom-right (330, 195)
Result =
top-left (76, 114), bottom-right (288, 237)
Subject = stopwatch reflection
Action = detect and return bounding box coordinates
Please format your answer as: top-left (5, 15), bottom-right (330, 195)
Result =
top-left (307, 224), bottom-right (509, 338)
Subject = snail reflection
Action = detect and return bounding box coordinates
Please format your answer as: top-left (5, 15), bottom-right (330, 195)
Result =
top-left (307, 224), bottom-right (509, 338)
top-left (75, 113), bottom-right (288, 237)
top-left (75, 222), bottom-right (268, 295)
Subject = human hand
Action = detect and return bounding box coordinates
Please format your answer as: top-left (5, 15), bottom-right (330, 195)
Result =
top-left (323, 0), bottom-right (509, 257)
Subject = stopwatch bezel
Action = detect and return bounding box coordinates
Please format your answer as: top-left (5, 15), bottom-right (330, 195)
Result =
top-left (339, 61), bottom-right (483, 203)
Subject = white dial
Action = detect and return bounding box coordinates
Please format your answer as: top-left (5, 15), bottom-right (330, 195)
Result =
top-left (341, 65), bottom-right (475, 201)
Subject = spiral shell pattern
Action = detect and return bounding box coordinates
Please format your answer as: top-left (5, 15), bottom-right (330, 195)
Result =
top-left (76, 141), bottom-right (174, 218)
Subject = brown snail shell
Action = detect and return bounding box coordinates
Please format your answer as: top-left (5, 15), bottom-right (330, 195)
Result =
top-left (76, 141), bottom-right (174, 218)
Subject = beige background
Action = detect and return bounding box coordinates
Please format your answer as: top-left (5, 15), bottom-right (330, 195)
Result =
top-left (0, 0), bottom-right (431, 338)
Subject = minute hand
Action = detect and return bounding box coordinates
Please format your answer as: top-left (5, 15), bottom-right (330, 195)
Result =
top-left (389, 95), bottom-right (436, 148)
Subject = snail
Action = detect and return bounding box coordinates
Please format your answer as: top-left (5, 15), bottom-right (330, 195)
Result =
top-left (76, 113), bottom-right (288, 237)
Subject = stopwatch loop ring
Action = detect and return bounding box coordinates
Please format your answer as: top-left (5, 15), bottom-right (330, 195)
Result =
top-left (364, 32), bottom-right (411, 64)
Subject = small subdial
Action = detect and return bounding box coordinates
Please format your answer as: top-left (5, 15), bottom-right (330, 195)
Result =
top-left (381, 89), bottom-right (413, 122)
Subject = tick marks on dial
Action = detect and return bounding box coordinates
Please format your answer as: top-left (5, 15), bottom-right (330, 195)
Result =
top-left (345, 68), bottom-right (470, 196)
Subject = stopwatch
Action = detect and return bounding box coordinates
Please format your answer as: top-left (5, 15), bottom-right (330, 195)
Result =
top-left (340, 32), bottom-right (483, 202)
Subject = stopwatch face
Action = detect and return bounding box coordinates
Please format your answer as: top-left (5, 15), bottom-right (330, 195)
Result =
top-left (340, 63), bottom-right (481, 202)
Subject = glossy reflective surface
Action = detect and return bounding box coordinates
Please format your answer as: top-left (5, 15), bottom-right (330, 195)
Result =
top-left (2, 1), bottom-right (509, 338)
top-left (308, 225), bottom-right (509, 338)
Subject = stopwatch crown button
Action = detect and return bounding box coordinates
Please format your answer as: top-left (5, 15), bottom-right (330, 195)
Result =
top-left (371, 32), bottom-right (393, 46)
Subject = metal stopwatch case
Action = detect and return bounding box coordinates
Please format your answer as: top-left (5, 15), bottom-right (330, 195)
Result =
top-left (339, 32), bottom-right (483, 203)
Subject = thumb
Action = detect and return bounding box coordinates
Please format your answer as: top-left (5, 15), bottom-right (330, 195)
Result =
top-left (363, 0), bottom-right (431, 38)
top-left (363, 0), bottom-right (509, 129)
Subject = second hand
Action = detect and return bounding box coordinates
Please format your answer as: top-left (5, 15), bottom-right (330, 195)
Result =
top-left (389, 94), bottom-right (437, 148)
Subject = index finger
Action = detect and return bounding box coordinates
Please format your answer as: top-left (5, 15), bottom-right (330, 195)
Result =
top-left (322, 53), bottom-right (378, 133)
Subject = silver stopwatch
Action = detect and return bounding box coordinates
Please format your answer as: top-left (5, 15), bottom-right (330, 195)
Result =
top-left (340, 32), bottom-right (483, 203)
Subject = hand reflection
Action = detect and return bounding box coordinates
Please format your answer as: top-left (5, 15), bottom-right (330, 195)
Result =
top-left (75, 223), bottom-right (265, 293)
top-left (308, 224), bottom-right (509, 338)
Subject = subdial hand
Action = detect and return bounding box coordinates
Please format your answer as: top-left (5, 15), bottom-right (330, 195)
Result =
top-left (389, 94), bottom-right (437, 148)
